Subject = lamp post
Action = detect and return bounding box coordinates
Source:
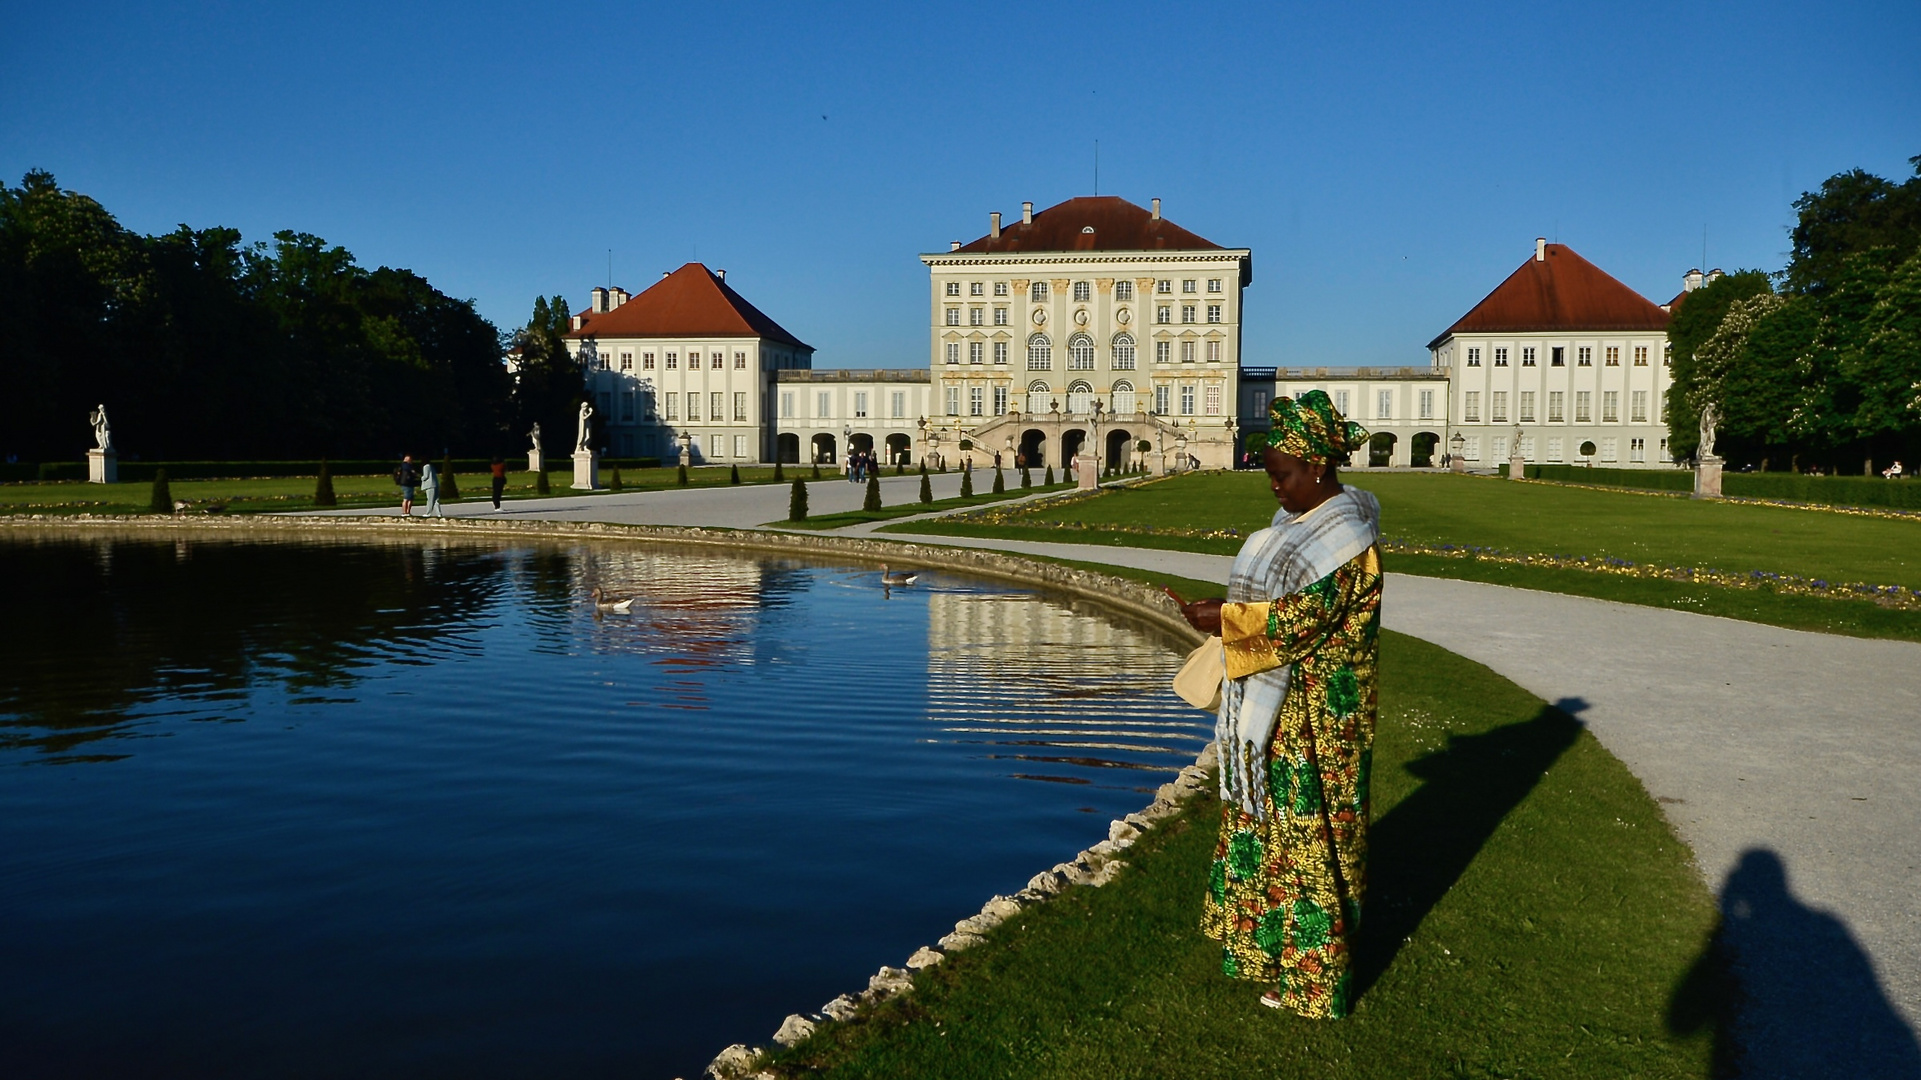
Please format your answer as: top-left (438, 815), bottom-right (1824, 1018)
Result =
top-left (1225, 416), bottom-right (1237, 470)
top-left (1091, 399), bottom-right (1104, 480)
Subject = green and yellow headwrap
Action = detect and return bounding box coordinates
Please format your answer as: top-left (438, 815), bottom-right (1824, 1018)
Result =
top-left (1266, 389), bottom-right (1367, 464)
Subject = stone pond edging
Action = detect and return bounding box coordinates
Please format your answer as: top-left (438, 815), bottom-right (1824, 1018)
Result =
top-left (3, 513), bottom-right (1218, 1080)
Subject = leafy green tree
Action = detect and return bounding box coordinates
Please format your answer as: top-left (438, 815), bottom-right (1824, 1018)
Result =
top-left (1666, 270), bottom-right (1775, 457)
top-left (1786, 156), bottom-right (1921, 296)
top-left (1840, 251), bottom-right (1921, 443)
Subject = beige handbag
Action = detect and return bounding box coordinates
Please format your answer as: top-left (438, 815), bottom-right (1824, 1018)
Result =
top-left (1172, 636), bottom-right (1225, 711)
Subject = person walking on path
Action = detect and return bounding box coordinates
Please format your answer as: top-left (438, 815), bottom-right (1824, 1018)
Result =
top-left (489, 456), bottom-right (507, 511)
top-left (419, 462), bottom-right (443, 518)
top-left (395, 454), bottom-right (421, 516)
top-left (1172, 389), bottom-right (1380, 1020)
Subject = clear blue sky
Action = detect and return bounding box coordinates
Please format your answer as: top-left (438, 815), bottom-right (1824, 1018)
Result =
top-left (4, 1), bottom-right (1915, 368)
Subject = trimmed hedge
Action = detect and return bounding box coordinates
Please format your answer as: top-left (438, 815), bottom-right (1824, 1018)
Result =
top-left (1516, 463), bottom-right (1921, 509)
top-left (1524, 464), bottom-right (1694, 492)
top-left (9, 458), bottom-right (662, 483)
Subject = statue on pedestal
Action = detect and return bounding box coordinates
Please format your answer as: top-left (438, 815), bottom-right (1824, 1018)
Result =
top-left (575, 402), bottom-right (594, 453)
top-left (527, 421), bottom-right (542, 456)
top-left (89, 404), bottom-right (114, 452)
top-left (1698, 402), bottom-right (1719, 460)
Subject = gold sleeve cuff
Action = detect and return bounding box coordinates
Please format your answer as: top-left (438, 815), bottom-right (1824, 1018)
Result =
top-left (1220, 601), bottom-right (1281, 679)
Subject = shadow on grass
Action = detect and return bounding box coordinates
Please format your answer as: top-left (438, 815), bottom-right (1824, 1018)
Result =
top-left (1668, 848), bottom-right (1921, 1079)
top-left (1351, 698), bottom-right (1587, 1004)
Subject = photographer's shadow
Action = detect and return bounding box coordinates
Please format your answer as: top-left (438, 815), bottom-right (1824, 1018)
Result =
top-left (1669, 848), bottom-right (1921, 1079)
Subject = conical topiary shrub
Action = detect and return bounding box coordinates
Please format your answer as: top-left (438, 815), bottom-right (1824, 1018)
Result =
top-left (812, 462), bottom-right (821, 479)
top-left (774, 460), bottom-right (785, 482)
top-left (730, 464), bottom-right (741, 485)
top-left (864, 474), bottom-right (881, 512)
top-left (677, 463), bottom-right (689, 486)
top-left (1021, 466), bottom-right (1032, 489)
top-left (313, 460), bottom-right (336, 508)
top-left (992, 467), bottom-right (1004, 494)
top-left (895, 458), bottom-right (904, 476)
top-left (439, 455), bottom-right (460, 502)
top-left (789, 476), bottom-right (808, 521)
top-left (919, 464), bottom-right (933, 505)
top-left (609, 466), bottom-right (624, 491)
top-left (536, 468), bottom-right (551, 494)
top-left (960, 468), bottom-right (973, 498)
top-left (150, 468), bottom-right (173, 514)
top-left (1044, 466), bottom-right (1055, 485)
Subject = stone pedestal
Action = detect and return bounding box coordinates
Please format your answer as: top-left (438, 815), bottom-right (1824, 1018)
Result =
top-left (88, 449), bottom-right (117, 484)
top-left (1078, 456), bottom-right (1099, 490)
top-left (572, 450), bottom-right (599, 490)
top-left (1508, 454), bottom-right (1527, 480)
top-left (1694, 455), bottom-right (1723, 499)
top-left (1450, 454), bottom-right (1467, 474)
top-left (526, 449), bottom-right (543, 474)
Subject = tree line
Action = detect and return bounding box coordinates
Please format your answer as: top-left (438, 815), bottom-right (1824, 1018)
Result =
top-left (0, 170), bottom-right (564, 463)
top-left (1668, 156), bottom-right (1921, 472)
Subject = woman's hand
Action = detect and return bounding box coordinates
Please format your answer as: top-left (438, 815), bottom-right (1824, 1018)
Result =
top-left (1164, 588), bottom-right (1225, 634)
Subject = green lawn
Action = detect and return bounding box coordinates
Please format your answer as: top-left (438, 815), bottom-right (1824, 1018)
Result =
top-left (774, 631), bottom-right (1720, 1078)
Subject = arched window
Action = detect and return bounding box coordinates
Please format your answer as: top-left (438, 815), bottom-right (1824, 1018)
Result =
top-left (1111, 332), bottom-right (1135, 370)
top-left (1067, 380), bottom-right (1094, 415)
top-left (1068, 333), bottom-right (1095, 370)
top-left (1110, 380), bottom-right (1136, 415)
top-left (1026, 380), bottom-right (1052, 415)
top-left (1026, 333), bottom-right (1052, 370)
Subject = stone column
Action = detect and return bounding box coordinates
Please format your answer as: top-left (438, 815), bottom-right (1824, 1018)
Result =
top-left (87, 449), bottom-right (117, 484)
top-left (572, 449), bottom-right (599, 490)
top-left (1694, 455), bottom-right (1723, 499)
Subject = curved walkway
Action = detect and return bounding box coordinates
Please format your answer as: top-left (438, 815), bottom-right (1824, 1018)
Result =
top-left (299, 476), bottom-right (1921, 1040)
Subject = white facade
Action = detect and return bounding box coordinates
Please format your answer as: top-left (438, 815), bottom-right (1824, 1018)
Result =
top-left (1432, 332), bottom-right (1674, 466)
top-left (1240, 367), bottom-right (1454, 467)
top-left (774, 369), bottom-right (932, 466)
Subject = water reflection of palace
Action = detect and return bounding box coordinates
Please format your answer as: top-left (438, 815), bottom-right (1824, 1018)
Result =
top-left (924, 590), bottom-right (1206, 789)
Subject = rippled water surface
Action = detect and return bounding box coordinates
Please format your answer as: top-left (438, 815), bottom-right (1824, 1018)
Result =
top-left (0, 533), bottom-right (1201, 1078)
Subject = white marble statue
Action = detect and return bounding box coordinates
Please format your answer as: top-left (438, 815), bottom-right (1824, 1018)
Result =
top-left (89, 404), bottom-right (113, 452)
top-left (575, 401), bottom-right (594, 453)
top-left (1698, 402), bottom-right (1719, 460)
top-left (528, 421), bottom-right (542, 455)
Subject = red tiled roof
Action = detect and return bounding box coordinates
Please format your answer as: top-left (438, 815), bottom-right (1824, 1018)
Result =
top-left (1663, 289), bottom-right (1689, 313)
top-left (565, 263), bottom-right (809, 348)
top-left (952, 196), bottom-right (1224, 254)
top-left (1427, 243), bottom-right (1671, 348)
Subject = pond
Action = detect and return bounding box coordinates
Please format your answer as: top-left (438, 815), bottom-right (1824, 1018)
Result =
top-left (0, 533), bottom-right (1204, 1079)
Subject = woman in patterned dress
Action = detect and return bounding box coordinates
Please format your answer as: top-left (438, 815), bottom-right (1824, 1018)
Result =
top-left (1173, 390), bottom-right (1382, 1018)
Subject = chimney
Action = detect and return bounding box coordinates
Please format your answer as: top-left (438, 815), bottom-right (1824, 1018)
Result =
top-left (609, 287), bottom-right (629, 308)
top-left (1022, 201), bottom-right (1033, 225)
top-left (571, 313), bottom-right (585, 330)
top-left (1534, 238), bottom-right (1546, 262)
top-left (591, 286), bottom-right (610, 313)
top-left (662, 270), bottom-right (671, 279)
top-left (1706, 268), bottom-right (1724, 286)
top-left (716, 268), bottom-right (726, 281)
top-left (1684, 268), bottom-right (1705, 291)
top-left (950, 240), bottom-right (961, 251)
top-left (990, 211), bottom-right (1001, 238)
top-left (1151, 197), bottom-right (1161, 221)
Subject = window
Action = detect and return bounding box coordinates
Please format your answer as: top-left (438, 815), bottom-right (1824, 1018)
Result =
top-left (687, 392), bottom-right (701, 421)
top-left (1419, 389), bottom-right (1435, 420)
top-left (780, 391), bottom-right (794, 418)
top-left (643, 351), bottom-right (656, 370)
top-left (1115, 281), bottom-right (1134, 301)
top-left (1155, 340), bottom-right (1171, 364)
top-left (817, 391), bottom-right (831, 417)
top-left (1605, 346), bottom-right (1620, 366)
top-left (734, 351), bottom-right (747, 369)
top-left (1551, 346), bottom-right (1564, 367)
top-left (1068, 334), bottom-right (1095, 370)
top-left (1464, 435), bottom-right (1481, 460)
top-left (1111, 333), bottom-right (1136, 370)
top-left (1156, 279), bottom-right (1172, 294)
top-left (1073, 281), bottom-right (1091, 302)
top-left (969, 307), bottom-right (984, 326)
top-left (944, 385), bottom-right (960, 416)
top-left (1631, 437), bottom-right (1646, 462)
top-left (735, 434), bottom-right (749, 458)
top-left (969, 386), bottom-right (984, 416)
top-left (1066, 380), bottom-right (1093, 414)
top-left (1547, 437), bottom-right (1564, 462)
top-left (1464, 391), bottom-right (1480, 422)
top-left (891, 391), bottom-right (906, 418)
top-left (689, 434), bottom-right (701, 457)
top-left (619, 350), bottom-right (633, 371)
top-left (595, 351), bottom-right (610, 371)
top-left (1522, 346), bottom-right (1537, 367)
top-left (1519, 391), bottom-right (1535, 422)
top-left (1491, 391), bottom-right (1509, 423)
top-left (1030, 281), bottom-right (1048, 302)
top-left (992, 386), bottom-right (1007, 413)
top-left (1180, 340), bottom-right (1196, 363)
top-left (969, 341), bottom-right (984, 365)
top-left (1467, 346), bottom-right (1481, 366)
top-left (993, 281), bottom-right (1008, 297)
top-left (1154, 384), bottom-right (1171, 414)
top-left (1548, 391), bottom-right (1564, 422)
top-left (1112, 381), bottom-right (1136, 413)
top-left (1156, 305), bottom-right (1172, 324)
top-left (969, 281), bottom-right (983, 296)
top-left (1027, 334), bottom-right (1052, 370)
top-left (945, 342), bottom-right (960, 364)
top-left (853, 392), bottom-right (868, 418)
top-left (1252, 389), bottom-right (1268, 416)
top-left (1208, 278), bottom-right (1222, 292)
top-left (713, 352), bottom-right (724, 369)
top-left (1181, 304), bottom-right (1196, 323)
top-left (1578, 346), bottom-right (1592, 366)
top-left (1205, 384), bottom-right (1222, 415)
top-left (734, 392), bottom-right (747, 421)
top-left (1631, 390), bottom-right (1648, 423)
top-left (994, 341), bottom-right (1008, 365)
top-left (1663, 343), bottom-right (1672, 366)
top-left (1634, 346), bottom-right (1649, 366)
top-left (1377, 389), bottom-right (1394, 420)
top-left (1027, 381), bottom-right (1051, 414)
top-left (1575, 391), bottom-right (1592, 422)
top-left (945, 307), bottom-right (960, 326)
top-left (945, 281), bottom-right (961, 297)
top-left (666, 351), bottom-right (680, 370)
top-left (1180, 383), bottom-right (1196, 415)
top-left (1182, 279), bottom-right (1197, 294)
top-left (1492, 435), bottom-right (1508, 460)
top-left (1601, 437), bottom-right (1618, 462)
top-left (1207, 304), bottom-right (1222, 323)
top-left (620, 389), bottom-right (637, 422)
top-left (1206, 340), bottom-right (1222, 362)
top-left (1603, 391), bottom-right (1620, 422)
top-left (1335, 390), bottom-right (1350, 415)
top-left (711, 391), bottom-right (724, 420)
top-left (993, 307), bottom-right (1008, 326)
top-left (1494, 347), bottom-right (1509, 367)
